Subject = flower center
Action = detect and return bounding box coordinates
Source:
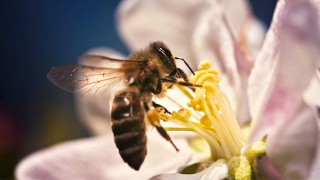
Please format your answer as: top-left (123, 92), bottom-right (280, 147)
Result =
top-left (163, 60), bottom-right (247, 160)
top-left (156, 60), bottom-right (267, 178)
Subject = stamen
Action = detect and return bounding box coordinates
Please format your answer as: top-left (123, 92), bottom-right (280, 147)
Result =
top-left (165, 60), bottom-right (246, 161)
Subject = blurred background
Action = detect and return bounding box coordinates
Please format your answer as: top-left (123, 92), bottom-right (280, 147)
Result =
top-left (1, 0), bottom-right (277, 179)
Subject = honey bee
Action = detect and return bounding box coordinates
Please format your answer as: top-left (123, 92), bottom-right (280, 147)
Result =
top-left (47, 41), bottom-right (198, 170)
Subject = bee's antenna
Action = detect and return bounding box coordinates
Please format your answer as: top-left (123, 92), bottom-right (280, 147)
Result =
top-left (175, 57), bottom-right (195, 75)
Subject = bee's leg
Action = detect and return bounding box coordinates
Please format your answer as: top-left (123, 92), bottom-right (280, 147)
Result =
top-left (176, 68), bottom-right (189, 82)
top-left (145, 101), bottom-right (179, 152)
top-left (161, 76), bottom-right (201, 88)
top-left (148, 72), bottom-right (162, 95)
top-left (168, 68), bottom-right (177, 77)
top-left (155, 125), bottom-right (179, 152)
top-left (169, 68), bottom-right (188, 82)
top-left (152, 101), bottom-right (171, 114)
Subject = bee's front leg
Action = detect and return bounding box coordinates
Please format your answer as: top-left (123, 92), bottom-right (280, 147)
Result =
top-left (161, 76), bottom-right (201, 89)
top-left (152, 101), bottom-right (171, 114)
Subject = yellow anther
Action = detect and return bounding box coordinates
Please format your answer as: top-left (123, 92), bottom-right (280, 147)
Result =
top-left (178, 109), bottom-right (192, 119)
top-left (190, 62), bottom-right (221, 85)
top-left (188, 89), bottom-right (205, 109)
top-left (200, 115), bottom-right (213, 127)
top-left (208, 68), bottom-right (220, 75)
top-left (172, 109), bottom-right (192, 123)
top-left (203, 82), bottom-right (218, 94)
top-left (198, 60), bottom-right (212, 70)
top-left (190, 70), bottom-right (208, 84)
top-left (196, 74), bottom-right (217, 85)
top-left (194, 104), bottom-right (203, 111)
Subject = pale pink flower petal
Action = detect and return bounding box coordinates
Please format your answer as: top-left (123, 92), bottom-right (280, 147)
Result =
top-left (256, 156), bottom-right (283, 179)
top-left (267, 103), bottom-right (319, 179)
top-left (247, 0), bottom-right (285, 126)
top-left (222, 0), bottom-right (266, 59)
top-left (191, 4), bottom-right (244, 122)
top-left (248, 0), bottom-right (320, 144)
top-left (191, 2), bottom-right (264, 123)
top-left (16, 131), bottom-right (192, 180)
top-left (116, 0), bottom-right (208, 68)
top-left (222, 0), bottom-right (251, 34)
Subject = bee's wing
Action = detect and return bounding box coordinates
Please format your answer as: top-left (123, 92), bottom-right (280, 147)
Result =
top-left (47, 55), bottom-right (143, 96)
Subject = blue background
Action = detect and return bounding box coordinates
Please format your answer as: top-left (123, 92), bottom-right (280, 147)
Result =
top-left (0, 0), bottom-right (277, 178)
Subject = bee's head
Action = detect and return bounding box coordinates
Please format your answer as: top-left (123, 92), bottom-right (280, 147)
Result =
top-left (149, 41), bottom-right (177, 74)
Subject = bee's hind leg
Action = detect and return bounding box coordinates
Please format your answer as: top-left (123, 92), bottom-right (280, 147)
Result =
top-left (155, 125), bottom-right (179, 152)
top-left (145, 101), bottom-right (179, 152)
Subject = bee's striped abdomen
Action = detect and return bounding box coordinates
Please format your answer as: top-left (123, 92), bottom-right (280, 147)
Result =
top-left (111, 90), bottom-right (146, 170)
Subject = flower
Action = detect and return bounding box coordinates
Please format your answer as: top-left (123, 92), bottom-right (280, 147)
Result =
top-left (16, 0), bottom-right (320, 180)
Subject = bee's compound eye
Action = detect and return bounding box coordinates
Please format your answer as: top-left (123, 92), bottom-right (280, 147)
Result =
top-left (158, 47), bottom-right (174, 63)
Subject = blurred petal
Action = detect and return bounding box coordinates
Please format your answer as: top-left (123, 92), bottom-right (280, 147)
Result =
top-left (76, 48), bottom-right (126, 135)
top-left (248, 0), bottom-right (320, 143)
top-left (223, 0), bottom-right (266, 59)
top-left (304, 76), bottom-right (320, 107)
top-left (191, 3), bottom-right (250, 123)
top-left (247, 0), bottom-right (284, 127)
top-left (256, 156), bottom-right (283, 180)
top-left (16, 131), bottom-right (192, 180)
top-left (267, 103), bottom-right (318, 179)
top-left (151, 159), bottom-right (228, 180)
top-left (309, 134), bottom-right (320, 180)
top-left (222, 0), bottom-right (251, 34)
top-left (242, 17), bottom-right (266, 59)
top-left (117, 0), bottom-right (208, 68)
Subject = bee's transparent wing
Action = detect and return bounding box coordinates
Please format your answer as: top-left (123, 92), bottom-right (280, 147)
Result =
top-left (47, 55), bottom-right (143, 96)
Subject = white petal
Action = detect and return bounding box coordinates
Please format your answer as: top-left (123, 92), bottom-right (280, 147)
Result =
top-left (248, 0), bottom-right (320, 144)
top-left (16, 131), bottom-right (192, 180)
top-left (151, 159), bottom-right (228, 180)
top-left (247, 0), bottom-right (285, 128)
top-left (76, 48), bottom-right (126, 135)
top-left (223, 0), bottom-right (266, 59)
top-left (304, 75), bottom-right (320, 107)
top-left (117, 0), bottom-right (209, 68)
top-left (267, 103), bottom-right (319, 179)
top-left (222, 0), bottom-right (251, 33)
top-left (191, 3), bottom-right (250, 123)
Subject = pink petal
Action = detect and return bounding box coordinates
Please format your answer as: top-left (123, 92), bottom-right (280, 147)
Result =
top-left (191, 2), bottom-right (262, 123)
top-left (16, 131), bottom-right (192, 180)
top-left (116, 0), bottom-right (208, 68)
top-left (248, 0), bottom-right (320, 144)
top-left (76, 48), bottom-right (126, 135)
top-left (266, 103), bottom-right (319, 179)
top-left (256, 156), bottom-right (283, 180)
